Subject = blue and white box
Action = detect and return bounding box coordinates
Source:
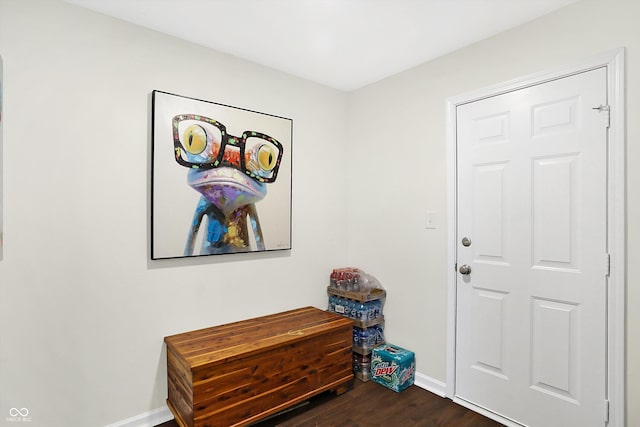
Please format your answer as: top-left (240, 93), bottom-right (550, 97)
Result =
top-left (371, 344), bottom-right (415, 392)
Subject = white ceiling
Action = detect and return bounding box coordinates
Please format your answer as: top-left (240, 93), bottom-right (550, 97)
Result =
top-left (65, 0), bottom-right (579, 91)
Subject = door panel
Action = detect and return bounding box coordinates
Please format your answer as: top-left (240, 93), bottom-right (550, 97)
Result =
top-left (473, 162), bottom-right (507, 261)
top-left (455, 68), bottom-right (607, 427)
top-left (471, 288), bottom-right (508, 377)
top-left (532, 154), bottom-right (578, 269)
top-left (530, 298), bottom-right (580, 402)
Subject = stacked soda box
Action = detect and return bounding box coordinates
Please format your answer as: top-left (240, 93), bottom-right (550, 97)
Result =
top-left (352, 353), bottom-right (371, 376)
top-left (353, 325), bottom-right (385, 348)
top-left (327, 267), bottom-right (386, 381)
top-left (328, 297), bottom-right (385, 349)
top-left (329, 267), bottom-right (361, 291)
top-left (328, 296), bottom-right (382, 322)
top-left (371, 344), bottom-right (415, 392)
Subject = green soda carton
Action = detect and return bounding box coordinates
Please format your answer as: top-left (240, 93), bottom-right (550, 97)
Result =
top-left (371, 344), bottom-right (415, 392)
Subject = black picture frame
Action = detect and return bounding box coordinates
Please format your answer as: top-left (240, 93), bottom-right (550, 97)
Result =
top-left (151, 90), bottom-right (292, 259)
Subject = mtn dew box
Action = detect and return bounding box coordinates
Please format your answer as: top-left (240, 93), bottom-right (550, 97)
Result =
top-left (371, 344), bottom-right (415, 392)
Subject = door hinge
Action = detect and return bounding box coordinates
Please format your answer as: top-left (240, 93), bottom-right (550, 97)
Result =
top-left (604, 399), bottom-right (610, 423)
top-left (592, 104), bottom-right (610, 128)
top-left (605, 253), bottom-right (611, 277)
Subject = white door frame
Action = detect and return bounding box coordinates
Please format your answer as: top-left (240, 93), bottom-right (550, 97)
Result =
top-left (445, 48), bottom-right (625, 427)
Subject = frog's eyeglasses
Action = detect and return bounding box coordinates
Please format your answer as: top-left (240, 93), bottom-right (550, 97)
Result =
top-left (172, 114), bottom-right (283, 183)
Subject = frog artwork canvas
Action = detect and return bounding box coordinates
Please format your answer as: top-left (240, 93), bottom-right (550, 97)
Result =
top-left (151, 91), bottom-right (292, 259)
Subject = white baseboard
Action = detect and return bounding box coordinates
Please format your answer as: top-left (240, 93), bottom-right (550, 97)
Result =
top-left (413, 371), bottom-right (447, 397)
top-left (107, 372), bottom-right (446, 427)
top-left (104, 406), bottom-right (173, 427)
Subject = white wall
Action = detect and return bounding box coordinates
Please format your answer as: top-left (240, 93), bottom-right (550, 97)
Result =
top-left (1, 0), bottom-right (638, 426)
top-left (0, 1), bottom-right (349, 425)
top-left (346, 0), bottom-right (638, 425)
top-left (0, 54), bottom-right (3, 261)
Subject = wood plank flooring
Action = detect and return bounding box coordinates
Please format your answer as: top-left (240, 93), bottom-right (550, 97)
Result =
top-left (156, 379), bottom-right (504, 427)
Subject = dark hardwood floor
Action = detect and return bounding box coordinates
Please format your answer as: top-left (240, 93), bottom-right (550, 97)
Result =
top-left (157, 379), bottom-right (504, 427)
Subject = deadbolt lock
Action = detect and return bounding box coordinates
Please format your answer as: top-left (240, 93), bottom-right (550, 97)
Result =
top-left (462, 237), bottom-right (471, 247)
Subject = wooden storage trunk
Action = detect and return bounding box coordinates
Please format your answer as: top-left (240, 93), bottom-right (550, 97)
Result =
top-left (164, 306), bottom-right (354, 427)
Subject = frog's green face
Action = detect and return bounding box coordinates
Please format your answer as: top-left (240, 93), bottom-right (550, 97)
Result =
top-left (172, 114), bottom-right (283, 215)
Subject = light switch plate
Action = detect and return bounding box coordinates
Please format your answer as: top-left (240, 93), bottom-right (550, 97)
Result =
top-left (426, 211), bottom-right (437, 229)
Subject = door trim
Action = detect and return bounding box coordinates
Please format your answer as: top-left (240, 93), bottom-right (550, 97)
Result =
top-left (445, 48), bottom-right (626, 427)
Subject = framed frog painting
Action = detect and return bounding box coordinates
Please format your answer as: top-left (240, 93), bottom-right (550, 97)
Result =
top-left (151, 90), bottom-right (292, 259)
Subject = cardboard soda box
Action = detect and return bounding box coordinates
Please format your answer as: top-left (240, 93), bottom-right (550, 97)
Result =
top-left (370, 344), bottom-right (415, 392)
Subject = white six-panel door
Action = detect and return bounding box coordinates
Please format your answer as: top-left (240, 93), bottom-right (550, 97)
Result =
top-left (455, 67), bottom-right (608, 426)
